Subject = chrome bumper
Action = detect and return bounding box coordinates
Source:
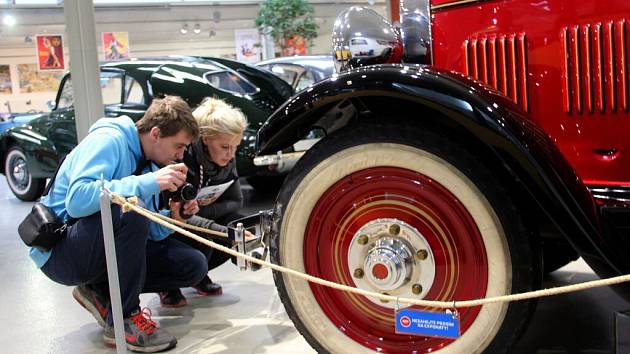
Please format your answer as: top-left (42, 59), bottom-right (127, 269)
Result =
top-left (253, 151), bottom-right (304, 173)
top-left (253, 138), bottom-right (319, 173)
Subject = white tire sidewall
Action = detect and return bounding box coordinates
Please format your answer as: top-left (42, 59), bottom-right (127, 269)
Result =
top-left (5, 148), bottom-right (31, 195)
top-left (280, 143), bottom-right (512, 354)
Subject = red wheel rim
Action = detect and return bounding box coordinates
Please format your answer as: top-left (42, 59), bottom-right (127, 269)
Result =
top-left (304, 167), bottom-right (489, 353)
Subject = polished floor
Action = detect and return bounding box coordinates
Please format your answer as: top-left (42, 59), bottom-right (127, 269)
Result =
top-left (0, 177), bottom-right (626, 354)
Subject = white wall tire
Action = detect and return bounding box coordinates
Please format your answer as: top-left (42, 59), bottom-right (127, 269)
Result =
top-left (4, 146), bottom-right (45, 201)
top-left (272, 124), bottom-right (537, 354)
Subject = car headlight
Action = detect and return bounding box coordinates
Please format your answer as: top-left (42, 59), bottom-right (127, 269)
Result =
top-left (400, 0), bottom-right (432, 64)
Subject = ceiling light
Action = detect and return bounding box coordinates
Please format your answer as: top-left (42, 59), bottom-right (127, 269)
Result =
top-left (180, 24), bottom-right (189, 35)
top-left (193, 23), bottom-right (201, 34)
top-left (3, 15), bottom-right (16, 27)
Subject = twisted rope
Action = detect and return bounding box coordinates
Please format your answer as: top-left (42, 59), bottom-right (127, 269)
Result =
top-left (110, 193), bottom-right (630, 309)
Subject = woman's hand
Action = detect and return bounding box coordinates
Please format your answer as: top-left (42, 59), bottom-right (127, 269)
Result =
top-left (197, 195), bottom-right (219, 206)
top-left (230, 230), bottom-right (256, 246)
top-left (170, 199), bottom-right (200, 221)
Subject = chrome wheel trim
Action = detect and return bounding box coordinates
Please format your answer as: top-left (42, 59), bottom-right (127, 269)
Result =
top-left (348, 218), bottom-right (435, 308)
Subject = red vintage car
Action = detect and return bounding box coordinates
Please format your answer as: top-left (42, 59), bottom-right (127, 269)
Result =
top-left (254, 1), bottom-right (630, 353)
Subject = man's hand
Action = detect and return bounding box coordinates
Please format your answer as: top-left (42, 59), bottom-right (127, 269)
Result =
top-left (170, 199), bottom-right (199, 221)
top-left (197, 195), bottom-right (219, 206)
top-left (155, 163), bottom-right (187, 192)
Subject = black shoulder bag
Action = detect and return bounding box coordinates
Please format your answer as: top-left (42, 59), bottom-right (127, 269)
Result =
top-left (17, 157), bottom-right (68, 251)
top-left (18, 155), bottom-right (150, 251)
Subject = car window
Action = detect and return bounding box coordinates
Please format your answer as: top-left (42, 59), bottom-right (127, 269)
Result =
top-left (204, 71), bottom-right (259, 95)
top-left (57, 77), bottom-right (73, 109)
top-left (296, 70), bottom-right (316, 91)
top-left (55, 72), bottom-right (125, 110)
top-left (267, 64), bottom-right (300, 87)
top-left (125, 76), bottom-right (144, 104)
top-left (100, 72), bottom-right (123, 105)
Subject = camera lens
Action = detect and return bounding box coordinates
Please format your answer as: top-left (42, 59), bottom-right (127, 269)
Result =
top-left (180, 183), bottom-right (197, 201)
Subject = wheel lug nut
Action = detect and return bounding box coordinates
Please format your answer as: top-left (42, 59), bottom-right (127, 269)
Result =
top-left (353, 268), bottom-right (364, 278)
top-left (389, 224), bottom-right (400, 235)
top-left (357, 234), bottom-right (368, 245)
top-left (416, 249), bottom-right (428, 260)
top-left (412, 284), bottom-right (423, 295)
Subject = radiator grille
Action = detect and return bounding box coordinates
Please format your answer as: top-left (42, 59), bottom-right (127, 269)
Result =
top-left (462, 33), bottom-right (529, 112)
top-left (561, 20), bottom-right (629, 114)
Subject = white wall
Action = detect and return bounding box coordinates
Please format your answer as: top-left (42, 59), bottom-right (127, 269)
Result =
top-left (0, 1), bottom-right (389, 114)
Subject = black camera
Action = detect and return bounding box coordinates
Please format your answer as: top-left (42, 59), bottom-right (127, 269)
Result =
top-left (166, 182), bottom-right (197, 202)
top-left (161, 160), bottom-right (198, 218)
top-left (163, 158), bottom-right (198, 201)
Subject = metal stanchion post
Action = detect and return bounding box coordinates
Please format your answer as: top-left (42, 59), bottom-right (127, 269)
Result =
top-left (235, 222), bottom-right (246, 270)
top-left (99, 190), bottom-right (127, 353)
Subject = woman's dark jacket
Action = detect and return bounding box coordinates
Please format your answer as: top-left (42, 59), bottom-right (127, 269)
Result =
top-left (182, 139), bottom-right (243, 233)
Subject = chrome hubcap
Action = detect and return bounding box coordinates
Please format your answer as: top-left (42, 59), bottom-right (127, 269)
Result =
top-left (12, 160), bottom-right (27, 187)
top-left (348, 218), bottom-right (436, 309)
top-left (364, 237), bottom-right (412, 291)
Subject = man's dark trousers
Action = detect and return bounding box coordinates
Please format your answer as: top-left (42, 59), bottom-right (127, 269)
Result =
top-left (41, 205), bottom-right (207, 321)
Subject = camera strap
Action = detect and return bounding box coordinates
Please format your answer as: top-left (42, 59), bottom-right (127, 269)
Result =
top-left (134, 158), bottom-right (160, 212)
top-left (134, 158), bottom-right (149, 176)
top-left (46, 147), bottom-right (147, 197)
top-left (43, 155), bottom-right (67, 197)
top-left (47, 154), bottom-right (153, 224)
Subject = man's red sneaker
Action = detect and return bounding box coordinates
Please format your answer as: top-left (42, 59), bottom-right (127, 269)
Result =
top-left (103, 308), bottom-right (177, 352)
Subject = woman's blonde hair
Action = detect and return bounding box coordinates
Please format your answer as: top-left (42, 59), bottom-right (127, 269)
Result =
top-left (193, 97), bottom-right (248, 138)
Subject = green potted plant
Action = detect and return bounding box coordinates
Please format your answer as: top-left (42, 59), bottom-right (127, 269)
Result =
top-left (255, 0), bottom-right (319, 56)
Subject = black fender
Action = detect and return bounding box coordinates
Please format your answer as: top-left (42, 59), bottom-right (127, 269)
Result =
top-left (0, 123), bottom-right (59, 178)
top-left (256, 64), bottom-right (626, 275)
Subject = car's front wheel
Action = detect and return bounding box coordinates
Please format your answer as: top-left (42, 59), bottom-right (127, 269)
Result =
top-left (272, 123), bottom-right (539, 353)
top-left (4, 146), bottom-right (45, 201)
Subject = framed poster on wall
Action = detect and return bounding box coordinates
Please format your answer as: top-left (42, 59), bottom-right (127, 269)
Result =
top-left (18, 63), bottom-right (64, 93)
top-left (36, 34), bottom-right (64, 71)
top-left (235, 29), bottom-right (261, 64)
top-left (102, 31), bottom-right (130, 61)
top-left (0, 65), bottom-right (12, 94)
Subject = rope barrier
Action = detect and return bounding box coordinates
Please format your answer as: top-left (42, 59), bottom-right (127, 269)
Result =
top-left (121, 196), bottom-right (255, 240)
top-left (110, 192), bottom-right (630, 309)
top-left (152, 209), bottom-right (227, 237)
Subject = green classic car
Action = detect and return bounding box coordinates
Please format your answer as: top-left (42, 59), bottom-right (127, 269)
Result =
top-left (0, 55), bottom-right (294, 201)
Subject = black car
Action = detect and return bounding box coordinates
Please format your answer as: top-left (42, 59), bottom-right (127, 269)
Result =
top-left (257, 55), bottom-right (334, 91)
top-left (0, 55), bottom-right (293, 201)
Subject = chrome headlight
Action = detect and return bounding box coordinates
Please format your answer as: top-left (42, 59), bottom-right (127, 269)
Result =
top-left (332, 6), bottom-right (403, 73)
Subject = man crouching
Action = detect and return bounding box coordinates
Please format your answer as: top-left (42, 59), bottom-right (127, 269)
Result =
top-left (31, 96), bottom-right (206, 352)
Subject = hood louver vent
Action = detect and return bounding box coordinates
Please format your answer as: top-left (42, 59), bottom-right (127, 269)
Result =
top-left (462, 33), bottom-right (529, 112)
top-left (561, 20), bottom-right (628, 115)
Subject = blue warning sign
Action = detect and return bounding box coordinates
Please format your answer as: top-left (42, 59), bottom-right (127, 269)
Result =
top-left (395, 309), bottom-right (460, 339)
